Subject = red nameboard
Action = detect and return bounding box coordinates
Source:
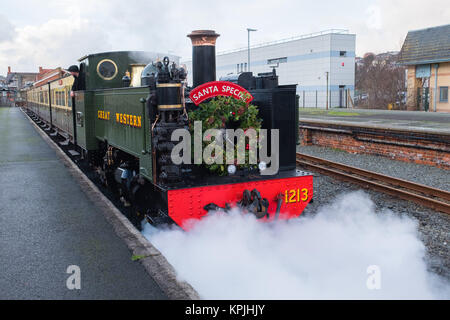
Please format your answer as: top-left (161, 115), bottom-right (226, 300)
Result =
top-left (189, 81), bottom-right (253, 106)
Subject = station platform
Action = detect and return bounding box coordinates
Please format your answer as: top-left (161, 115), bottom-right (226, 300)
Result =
top-left (298, 108), bottom-right (450, 135)
top-left (0, 107), bottom-right (167, 299)
top-left (298, 108), bottom-right (449, 170)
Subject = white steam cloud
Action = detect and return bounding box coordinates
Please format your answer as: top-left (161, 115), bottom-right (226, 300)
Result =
top-left (142, 191), bottom-right (449, 299)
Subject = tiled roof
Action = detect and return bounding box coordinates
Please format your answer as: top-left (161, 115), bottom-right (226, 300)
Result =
top-left (398, 24), bottom-right (450, 65)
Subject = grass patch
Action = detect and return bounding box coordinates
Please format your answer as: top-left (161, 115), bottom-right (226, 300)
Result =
top-left (328, 111), bottom-right (360, 116)
top-left (131, 255), bottom-right (147, 261)
top-left (131, 253), bottom-right (160, 261)
top-left (298, 109), bottom-right (327, 115)
top-left (298, 109), bottom-right (362, 116)
top-left (330, 147), bottom-right (347, 153)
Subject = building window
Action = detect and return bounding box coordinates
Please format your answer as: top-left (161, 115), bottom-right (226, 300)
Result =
top-left (440, 86), bottom-right (448, 102)
top-left (267, 57), bottom-right (287, 65)
top-left (340, 51), bottom-right (347, 57)
top-left (237, 64), bottom-right (239, 73)
top-left (244, 63), bottom-right (247, 72)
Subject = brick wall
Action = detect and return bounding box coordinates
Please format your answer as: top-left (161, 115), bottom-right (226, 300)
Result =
top-left (300, 125), bottom-right (450, 170)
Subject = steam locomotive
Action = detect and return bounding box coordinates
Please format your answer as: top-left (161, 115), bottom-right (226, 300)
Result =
top-left (23, 30), bottom-right (313, 230)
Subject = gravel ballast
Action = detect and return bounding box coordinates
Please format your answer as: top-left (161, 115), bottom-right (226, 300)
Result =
top-left (297, 145), bottom-right (450, 281)
top-left (297, 145), bottom-right (450, 191)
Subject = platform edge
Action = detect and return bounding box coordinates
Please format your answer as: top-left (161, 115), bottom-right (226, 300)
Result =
top-left (21, 108), bottom-right (200, 300)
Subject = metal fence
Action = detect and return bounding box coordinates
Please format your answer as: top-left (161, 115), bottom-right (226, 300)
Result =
top-left (297, 89), bottom-right (354, 109)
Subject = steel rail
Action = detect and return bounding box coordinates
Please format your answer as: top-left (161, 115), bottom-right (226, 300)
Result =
top-left (296, 153), bottom-right (450, 215)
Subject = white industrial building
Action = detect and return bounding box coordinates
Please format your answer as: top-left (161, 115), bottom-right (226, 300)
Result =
top-left (185, 29), bottom-right (355, 108)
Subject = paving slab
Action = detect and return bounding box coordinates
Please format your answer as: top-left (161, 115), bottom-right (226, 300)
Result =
top-left (0, 107), bottom-right (168, 299)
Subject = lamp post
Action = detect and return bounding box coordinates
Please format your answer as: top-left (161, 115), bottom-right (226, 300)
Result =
top-left (247, 28), bottom-right (257, 72)
top-left (325, 71), bottom-right (329, 110)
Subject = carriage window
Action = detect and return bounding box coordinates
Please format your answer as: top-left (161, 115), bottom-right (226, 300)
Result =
top-left (97, 59), bottom-right (118, 80)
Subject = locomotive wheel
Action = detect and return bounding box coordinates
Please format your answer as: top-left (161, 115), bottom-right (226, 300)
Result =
top-left (129, 204), bottom-right (144, 231)
top-left (104, 169), bottom-right (119, 194)
top-left (129, 182), bottom-right (152, 230)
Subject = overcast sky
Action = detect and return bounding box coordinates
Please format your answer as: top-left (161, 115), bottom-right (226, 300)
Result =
top-left (0, 0), bottom-right (449, 75)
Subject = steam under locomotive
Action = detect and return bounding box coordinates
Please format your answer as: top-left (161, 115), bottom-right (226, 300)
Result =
top-left (23, 30), bottom-right (313, 230)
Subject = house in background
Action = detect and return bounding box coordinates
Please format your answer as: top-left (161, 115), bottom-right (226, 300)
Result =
top-left (398, 24), bottom-right (450, 112)
top-left (4, 66), bottom-right (63, 106)
top-left (5, 66), bottom-right (39, 91)
top-left (1, 74), bottom-right (14, 106)
top-left (34, 67), bottom-right (66, 87)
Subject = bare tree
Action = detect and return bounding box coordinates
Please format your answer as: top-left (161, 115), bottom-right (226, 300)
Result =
top-left (356, 53), bottom-right (406, 109)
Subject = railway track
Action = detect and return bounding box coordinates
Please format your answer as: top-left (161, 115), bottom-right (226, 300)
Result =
top-left (296, 153), bottom-right (450, 215)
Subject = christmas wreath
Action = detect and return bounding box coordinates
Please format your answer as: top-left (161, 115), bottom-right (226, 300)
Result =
top-left (188, 95), bottom-right (262, 175)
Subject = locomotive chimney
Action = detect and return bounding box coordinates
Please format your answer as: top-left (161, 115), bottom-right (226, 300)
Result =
top-left (187, 30), bottom-right (220, 88)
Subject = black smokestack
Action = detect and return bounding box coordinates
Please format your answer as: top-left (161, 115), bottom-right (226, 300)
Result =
top-left (187, 30), bottom-right (220, 88)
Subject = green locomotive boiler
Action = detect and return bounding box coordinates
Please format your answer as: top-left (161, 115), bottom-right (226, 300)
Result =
top-left (24, 30), bottom-right (313, 230)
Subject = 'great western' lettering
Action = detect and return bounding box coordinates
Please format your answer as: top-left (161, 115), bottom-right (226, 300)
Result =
top-left (97, 110), bottom-right (110, 120)
top-left (115, 113), bottom-right (142, 128)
